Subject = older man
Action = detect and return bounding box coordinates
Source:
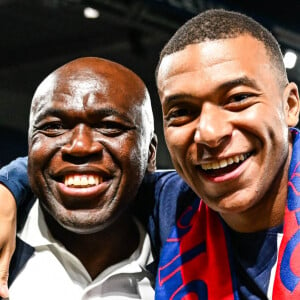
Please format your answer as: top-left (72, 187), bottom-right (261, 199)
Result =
top-left (1, 57), bottom-right (157, 299)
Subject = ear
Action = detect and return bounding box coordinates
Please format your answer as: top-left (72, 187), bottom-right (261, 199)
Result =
top-left (284, 82), bottom-right (300, 127)
top-left (147, 134), bottom-right (158, 173)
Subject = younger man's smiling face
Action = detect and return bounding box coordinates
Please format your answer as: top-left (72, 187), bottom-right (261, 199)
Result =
top-left (157, 35), bottom-right (299, 228)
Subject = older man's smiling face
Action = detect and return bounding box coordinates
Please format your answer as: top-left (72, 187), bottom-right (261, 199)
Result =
top-left (28, 58), bottom-right (156, 234)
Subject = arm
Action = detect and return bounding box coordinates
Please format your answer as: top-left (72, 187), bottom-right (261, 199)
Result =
top-left (0, 185), bottom-right (16, 298)
top-left (0, 156), bottom-right (32, 207)
top-left (0, 156), bottom-right (33, 297)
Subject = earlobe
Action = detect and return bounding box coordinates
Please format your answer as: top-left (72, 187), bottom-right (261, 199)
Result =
top-left (285, 82), bottom-right (300, 127)
top-left (147, 134), bottom-right (158, 173)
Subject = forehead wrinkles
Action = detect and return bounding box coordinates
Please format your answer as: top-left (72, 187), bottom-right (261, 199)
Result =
top-left (62, 75), bottom-right (108, 110)
top-left (32, 72), bottom-right (109, 112)
top-left (30, 64), bottom-right (148, 124)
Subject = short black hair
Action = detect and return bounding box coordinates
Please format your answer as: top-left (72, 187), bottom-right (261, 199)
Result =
top-left (156, 9), bottom-right (288, 86)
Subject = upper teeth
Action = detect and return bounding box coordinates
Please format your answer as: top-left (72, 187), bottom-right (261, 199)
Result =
top-left (64, 174), bottom-right (101, 187)
top-left (201, 154), bottom-right (248, 171)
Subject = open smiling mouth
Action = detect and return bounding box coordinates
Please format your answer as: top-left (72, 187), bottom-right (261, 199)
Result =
top-left (63, 174), bottom-right (103, 188)
top-left (200, 152), bottom-right (251, 177)
top-left (53, 173), bottom-right (111, 208)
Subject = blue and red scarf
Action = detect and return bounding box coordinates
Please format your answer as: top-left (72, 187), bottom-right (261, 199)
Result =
top-left (156, 128), bottom-right (300, 299)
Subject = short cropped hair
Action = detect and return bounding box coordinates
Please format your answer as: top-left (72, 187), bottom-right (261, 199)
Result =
top-left (156, 9), bottom-right (288, 86)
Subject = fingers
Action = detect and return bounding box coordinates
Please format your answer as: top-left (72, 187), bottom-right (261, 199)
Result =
top-left (0, 272), bottom-right (9, 298)
top-left (0, 233), bottom-right (15, 299)
top-left (0, 240), bottom-right (14, 298)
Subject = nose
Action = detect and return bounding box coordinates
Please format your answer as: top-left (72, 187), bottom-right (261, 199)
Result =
top-left (194, 102), bottom-right (232, 148)
top-left (62, 124), bottom-right (103, 157)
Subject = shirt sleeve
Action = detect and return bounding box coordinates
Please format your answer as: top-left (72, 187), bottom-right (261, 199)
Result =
top-left (136, 170), bottom-right (198, 262)
top-left (0, 156), bottom-right (32, 207)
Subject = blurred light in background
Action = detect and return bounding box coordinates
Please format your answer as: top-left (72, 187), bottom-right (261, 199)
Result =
top-left (284, 50), bottom-right (298, 69)
top-left (83, 7), bottom-right (100, 19)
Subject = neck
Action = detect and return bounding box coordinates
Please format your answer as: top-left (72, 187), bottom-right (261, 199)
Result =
top-left (44, 212), bottom-right (139, 279)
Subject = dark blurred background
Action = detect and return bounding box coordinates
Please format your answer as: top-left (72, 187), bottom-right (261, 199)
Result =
top-left (0, 0), bottom-right (299, 168)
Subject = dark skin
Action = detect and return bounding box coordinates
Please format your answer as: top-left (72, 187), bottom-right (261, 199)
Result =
top-left (157, 36), bottom-right (300, 232)
top-left (27, 57), bottom-right (157, 278)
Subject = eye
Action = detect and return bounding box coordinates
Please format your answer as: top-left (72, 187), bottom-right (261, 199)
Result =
top-left (225, 93), bottom-right (257, 111)
top-left (164, 106), bottom-right (198, 126)
top-left (167, 108), bottom-right (191, 118)
top-left (228, 93), bottom-right (253, 103)
top-left (42, 123), bottom-right (63, 130)
top-left (35, 121), bottom-right (66, 136)
top-left (96, 121), bottom-right (134, 136)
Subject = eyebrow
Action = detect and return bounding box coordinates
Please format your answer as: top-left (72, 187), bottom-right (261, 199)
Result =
top-left (163, 76), bottom-right (260, 106)
top-left (217, 76), bottom-right (260, 91)
top-left (34, 107), bottom-right (133, 124)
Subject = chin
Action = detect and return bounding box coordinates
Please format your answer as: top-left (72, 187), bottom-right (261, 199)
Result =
top-left (59, 221), bottom-right (109, 235)
top-left (218, 200), bottom-right (256, 215)
top-left (59, 210), bottom-right (122, 235)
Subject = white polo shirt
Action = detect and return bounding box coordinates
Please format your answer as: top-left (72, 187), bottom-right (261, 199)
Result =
top-left (9, 201), bottom-right (154, 300)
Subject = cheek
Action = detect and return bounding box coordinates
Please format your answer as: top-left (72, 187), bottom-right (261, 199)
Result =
top-left (164, 127), bottom-right (192, 157)
top-left (236, 103), bottom-right (288, 149)
top-left (28, 140), bottom-right (46, 172)
top-left (110, 136), bottom-right (144, 170)
top-left (164, 127), bottom-right (197, 178)
top-left (29, 137), bottom-right (46, 155)
top-left (28, 147), bottom-right (50, 199)
top-left (28, 137), bottom-right (61, 180)
top-left (30, 135), bottom-right (58, 155)
top-left (127, 143), bottom-right (146, 173)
